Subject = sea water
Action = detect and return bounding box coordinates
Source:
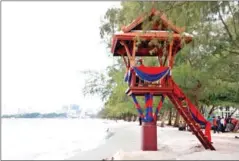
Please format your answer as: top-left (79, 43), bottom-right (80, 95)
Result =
top-left (2, 118), bottom-right (119, 160)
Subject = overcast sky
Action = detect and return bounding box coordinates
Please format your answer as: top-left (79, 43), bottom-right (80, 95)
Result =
top-left (2, 1), bottom-right (121, 114)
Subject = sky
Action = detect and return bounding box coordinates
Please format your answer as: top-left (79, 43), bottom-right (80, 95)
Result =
top-left (2, 1), bottom-right (121, 114)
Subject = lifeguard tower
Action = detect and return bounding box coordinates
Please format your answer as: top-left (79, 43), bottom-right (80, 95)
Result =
top-left (111, 8), bottom-right (215, 151)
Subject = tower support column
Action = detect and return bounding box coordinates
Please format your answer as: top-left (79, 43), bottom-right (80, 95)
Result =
top-left (141, 121), bottom-right (157, 151)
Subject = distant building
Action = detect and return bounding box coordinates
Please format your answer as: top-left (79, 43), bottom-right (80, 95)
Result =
top-left (61, 104), bottom-right (82, 118)
top-left (70, 104), bottom-right (79, 111)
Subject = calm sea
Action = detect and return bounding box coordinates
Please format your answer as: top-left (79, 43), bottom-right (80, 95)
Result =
top-left (2, 118), bottom-right (119, 160)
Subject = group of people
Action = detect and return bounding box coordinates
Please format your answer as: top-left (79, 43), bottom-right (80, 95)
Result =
top-left (212, 116), bottom-right (236, 133)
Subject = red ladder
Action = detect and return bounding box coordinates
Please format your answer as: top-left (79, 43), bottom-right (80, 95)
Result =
top-left (168, 93), bottom-right (215, 150)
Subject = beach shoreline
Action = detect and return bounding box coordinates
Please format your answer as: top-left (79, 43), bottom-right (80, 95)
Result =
top-left (68, 121), bottom-right (139, 160)
top-left (68, 121), bottom-right (239, 160)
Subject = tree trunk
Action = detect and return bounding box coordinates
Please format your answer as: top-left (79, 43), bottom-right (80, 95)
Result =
top-left (131, 115), bottom-right (135, 122)
top-left (208, 105), bottom-right (216, 118)
top-left (127, 113), bottom-right (131, 122)
top-left (222, 106), bottom-right (224, 118)
top-left (135, 115), bottom-right (138, 121)
top-left (226, 106), bottom-right (230, 118)
top-left (229, 108), bottom-right (237, 117)
top-left (173, 111), bottom-right (180, 127)
top-left (200, 105), bottom-right (204, 115)
top-left (161, 111), bottom-right (167, 121)
top-left (125, 116), bottom-right (128, 121)
top-left (123, 114), bottom-right (127, 121)
top-left (159, 111), bottom-right (165, 121)
top-left (168, 107), bottom-right (173, 126)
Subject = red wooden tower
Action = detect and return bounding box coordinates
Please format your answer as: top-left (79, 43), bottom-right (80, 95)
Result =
top-left (111, 9), bottom-right (215, 151)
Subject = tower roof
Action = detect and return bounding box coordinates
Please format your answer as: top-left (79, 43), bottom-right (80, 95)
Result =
top-left (111, 8), bottom-right (193, 57)
top-left (121, 8), bottom-right (185, 34)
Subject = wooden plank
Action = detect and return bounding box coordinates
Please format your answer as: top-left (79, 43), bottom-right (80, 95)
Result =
top-left (168, 88), bottom-right (215, 150)
top-left (158, 55), bottom-right (163, 66)
top-left (120, 41), bottom-right (136, 67)
top-left (116, 47), bottom-right (162, 56)
top-left (112, 33), bottom-right (187, 57)
top-left (111, 37), bottom-right (118, 53)
top-left (114, 32), bottom-right (192, 42)
top-left (132, 40), bottom-right (136, 59)
top-left (126, 87), bottom-right (173, 96)
top-left (121, 9), bottom-right (185, 34)
top-left (114, 44), bottom-right (182, 57)
top-left (167, 94), bottom-right (210, 150)
top-left (130, 71), bottom-right (136, 87)
top-left (120, 41), bottom-right (132, 59)
top-left (168, 41), bottom-right (174, 69)
top-left (122, 15), bottom-right (145, 33)
top-left (154, 11), bottom-right (185, 34)
top-left (130, 86), bottom-right (173, 90)
top-left (127, 92), bottom-right (172, 96)
top-left (111, 32), bottom-right (191, 56)
top-left (121, 55), bottom-right (128, 68)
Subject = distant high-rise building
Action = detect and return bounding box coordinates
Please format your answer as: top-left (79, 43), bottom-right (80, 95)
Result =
top-left (63, 104), bottom-right (82, 118)
top-left (70, 104), bottom-right (79, 111)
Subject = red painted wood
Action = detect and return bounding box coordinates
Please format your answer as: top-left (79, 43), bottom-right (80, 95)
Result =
top-left (126, 87), bottom-right (173, 96)
top-left (122, 8), bottom-right (184, 34)
top-left (111, 32), bottom-right (191, 56)
top-left (110, 8), bottom-right (216, 152)
top-left (167, 94), bottom-right (210, 150)
top-left (113, 32), bottom-right (192, 42)
top-left (116, 46), bottom-right (169, 57)
top-left (167, 92), bottom-right (215, 150)
top-left (142, 122), bottom-right (157, 151)
top-left (131, 71), bottom-right (136, 87)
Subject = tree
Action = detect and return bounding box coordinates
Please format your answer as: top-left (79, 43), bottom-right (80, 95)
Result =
top-left (83, 1), bottom-right (239, 120)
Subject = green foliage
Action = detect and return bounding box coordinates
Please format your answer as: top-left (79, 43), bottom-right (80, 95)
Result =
top-left (1, 112), bottom-right (67, 118)
top-left (83, 1), bottom-right (239, 119)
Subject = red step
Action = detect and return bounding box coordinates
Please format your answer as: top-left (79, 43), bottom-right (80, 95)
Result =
top-left (179, 104), bottom-right (215, 150)
top-left (168, 94), bottom-right (215, 150)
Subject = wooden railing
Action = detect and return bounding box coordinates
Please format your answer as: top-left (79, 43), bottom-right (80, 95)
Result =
top-left (130, 71), bottom-right (172, 88)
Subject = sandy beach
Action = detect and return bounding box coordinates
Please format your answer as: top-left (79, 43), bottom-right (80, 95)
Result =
top-left (68, 121), bottom-right (239, 160)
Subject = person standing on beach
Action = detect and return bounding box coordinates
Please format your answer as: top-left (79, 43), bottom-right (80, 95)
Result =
top-left (220, 116), bottom-right (225, 132)
top-left (217, 116), bottom-right (222, 133)
top-left (139, 117), bottom-right (142, 126)
top-left (135, 58), bottom-right (145, 86)
top-left (212, 116), bottom-right (218, 133)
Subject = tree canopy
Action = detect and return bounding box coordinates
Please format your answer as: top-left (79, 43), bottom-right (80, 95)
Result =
top-left (83, 1), bottom-right (239, 120)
